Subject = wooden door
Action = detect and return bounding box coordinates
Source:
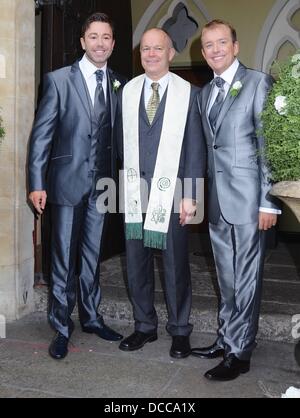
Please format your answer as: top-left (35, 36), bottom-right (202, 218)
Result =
top-left (39, 0), bottom-right (132, 76)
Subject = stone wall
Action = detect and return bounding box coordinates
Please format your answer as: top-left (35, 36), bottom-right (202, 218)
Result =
top-left (0, 0), bottom-right (35, 320)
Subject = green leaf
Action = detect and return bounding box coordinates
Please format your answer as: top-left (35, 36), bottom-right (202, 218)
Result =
top-left (260, 51), bottom-right (300, 181)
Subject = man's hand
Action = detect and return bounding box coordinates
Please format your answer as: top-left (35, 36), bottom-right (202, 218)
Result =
top-left (258, 212), bottom-right (277, 231)
top-left (29, 190), bottom-right (47, 215)
top-left (179, 198), bottom-right (197, 226)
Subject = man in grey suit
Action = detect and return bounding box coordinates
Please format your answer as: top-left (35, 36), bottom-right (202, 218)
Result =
top-left (28, 13), bottom-right (126, 360)
top-left (193, 19), bottom-right (281, 380)
top-left (117, 29), bottom-right (206, 358)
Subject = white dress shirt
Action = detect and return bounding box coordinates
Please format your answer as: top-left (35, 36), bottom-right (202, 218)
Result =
top-left (144, 72), bottom-right (170, 109)
top-left (208, 58), bottom-right (239, 114)
top-left (79, 54), bottom-right (108, 105)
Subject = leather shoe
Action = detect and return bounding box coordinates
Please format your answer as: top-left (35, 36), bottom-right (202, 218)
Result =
top-left (119, 331), bottom-right (157, 351)
top-left (82, 324), bottom-right (123, 341)
top-left (170, 335), bottom-right (191, 359)
top-left (204, 354), bottom-right (250, 381)
top-left (49, 332), bottom-right (69, 360)
top-left (190, 342), bottom-right (224, 359)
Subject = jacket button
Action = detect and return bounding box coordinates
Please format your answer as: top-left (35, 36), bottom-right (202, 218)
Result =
top-left (213, 145), bottom-right (218, 149)
top-left (141, 171), bottom-right (146, 176)
top-left (88, 134), bottom-right (91, 139)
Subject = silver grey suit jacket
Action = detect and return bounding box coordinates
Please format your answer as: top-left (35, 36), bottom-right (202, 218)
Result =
top-left (28, 61), bottom-right (126, 206)
top-left (198, 62), bottom-right (280, 224)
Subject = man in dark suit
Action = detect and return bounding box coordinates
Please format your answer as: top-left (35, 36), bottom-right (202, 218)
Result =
top-left (28, 13), bottom-right (126, 360)
top-left (117, 29), bottom-right (206, 358)
top-left (193, 19), bottom-right (281, 380)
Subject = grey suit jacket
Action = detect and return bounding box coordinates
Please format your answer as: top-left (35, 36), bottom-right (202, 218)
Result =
top-left (117, 82), bottom-right (206, 201)
top-left (28, 61), bottom-right (126, 206)
top-left (198, 62), bottom-right (280, 224)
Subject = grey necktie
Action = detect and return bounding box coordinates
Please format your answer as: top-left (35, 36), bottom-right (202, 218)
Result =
top-left (94, 69), bottom-right (106, 120)
top-left (209, 77), bottom-right (225, 132)
top-left (146, 82), bottom-right (160, 124)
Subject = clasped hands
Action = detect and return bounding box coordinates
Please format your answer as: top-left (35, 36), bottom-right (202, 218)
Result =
top-left (179, 198), bottom-right (197, 226)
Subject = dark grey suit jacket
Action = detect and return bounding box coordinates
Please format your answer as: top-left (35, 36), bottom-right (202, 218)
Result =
top-left (28, 61), bottom-right (126, 206)
top-left (117, 82), bottom-right (207, 201)
top-left (198, 62), bottom-right (280, 224)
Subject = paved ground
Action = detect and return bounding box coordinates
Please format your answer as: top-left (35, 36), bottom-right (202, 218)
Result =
top-left (0, 312), bottom-right (300, 398)
top-left (1, 232), bottom-right (300, 398)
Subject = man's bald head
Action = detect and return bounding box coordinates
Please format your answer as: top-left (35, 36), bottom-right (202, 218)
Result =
top-left (140, 28), bottom-right (175, 80)
top-left (141, 28), bottom-right (174, 49)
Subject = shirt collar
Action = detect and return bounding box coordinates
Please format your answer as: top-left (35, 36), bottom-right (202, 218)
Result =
top-left (144, 72), bottom-right (170, 91)
top-left (79, 54), bottom-right (107, 80)
top-left (213, 59), bottom-right (239, 86)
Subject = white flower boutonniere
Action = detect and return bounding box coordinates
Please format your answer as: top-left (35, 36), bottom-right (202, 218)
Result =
top-left (274, 95), bottom-right (287, 115)
top-left (112, 79), bottom-right (121, 92)
top-left (230, 81), bottom-right (243, 97)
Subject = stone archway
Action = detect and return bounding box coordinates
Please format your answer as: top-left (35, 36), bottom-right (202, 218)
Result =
top-left (133, 0), bottom-right (211, 49)
top-left (255, 0), bottom-right (300, 72)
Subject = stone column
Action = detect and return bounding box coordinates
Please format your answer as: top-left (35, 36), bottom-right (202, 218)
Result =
top-left (0, 0), bottom-right (35, 320)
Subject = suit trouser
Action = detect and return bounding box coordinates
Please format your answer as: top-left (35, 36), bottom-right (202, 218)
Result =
top-left (209, 215), bottom-right (266, 360)
top-left (125, 212), bottom-right (193, 336)
top-left (49, 189), bottom-right (105, 338)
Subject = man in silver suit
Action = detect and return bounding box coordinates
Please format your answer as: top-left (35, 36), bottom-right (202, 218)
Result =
top-left (193, 19), bottom-right (281, 381)
top-left (28, 13), bottom-right (126, 360)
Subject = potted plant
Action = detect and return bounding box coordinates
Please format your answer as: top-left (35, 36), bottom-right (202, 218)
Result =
top-left (260, 51), bottom-right (300, 221)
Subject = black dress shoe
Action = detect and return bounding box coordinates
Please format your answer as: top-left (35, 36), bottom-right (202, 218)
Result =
top-left (82, 324), bottom-right (123, 341)
top-left (190, 342), bottom-right (224, 359)
top-left (170, 335), bottom-right (191, 359)
top-left (204, 354), bottom-right (250, 381)
top-left (119, 331), bottom-right (157, 351)
top-left (49, 332), bottom-right (69, 360)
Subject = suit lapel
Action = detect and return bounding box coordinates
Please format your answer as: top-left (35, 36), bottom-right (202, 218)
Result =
top-left (215, 64), bottom-right (247, 134)
top-left (70, 61), bottom-right (91, 120)
top-left (107, 68), bottom-right (117, 127)
top-left (139, 83), bottom-right (151, 126)
top-left (202, 82), bottom-right (214, 138)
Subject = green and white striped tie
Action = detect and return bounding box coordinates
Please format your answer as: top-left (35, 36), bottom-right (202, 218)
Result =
top-left (146, 82), bottom-right (160, 124)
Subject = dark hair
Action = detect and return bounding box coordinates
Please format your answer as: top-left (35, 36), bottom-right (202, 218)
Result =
top-left (81, 12), bottom-right (115, 38)
top-left (201, 19), bottom-right (237, 45)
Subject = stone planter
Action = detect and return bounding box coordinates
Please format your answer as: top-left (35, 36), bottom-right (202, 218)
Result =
top-left (270, 181), bottom-right (300, 222)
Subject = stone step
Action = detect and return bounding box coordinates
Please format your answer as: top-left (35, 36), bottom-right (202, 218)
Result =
top-left (33, 283), bottom-right (297, 344)
top-left (34, 242), bottom-right (300, 344)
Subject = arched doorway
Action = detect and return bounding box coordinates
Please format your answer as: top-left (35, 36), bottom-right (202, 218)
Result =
top-left (34, 0), bottom-right (132, 284)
